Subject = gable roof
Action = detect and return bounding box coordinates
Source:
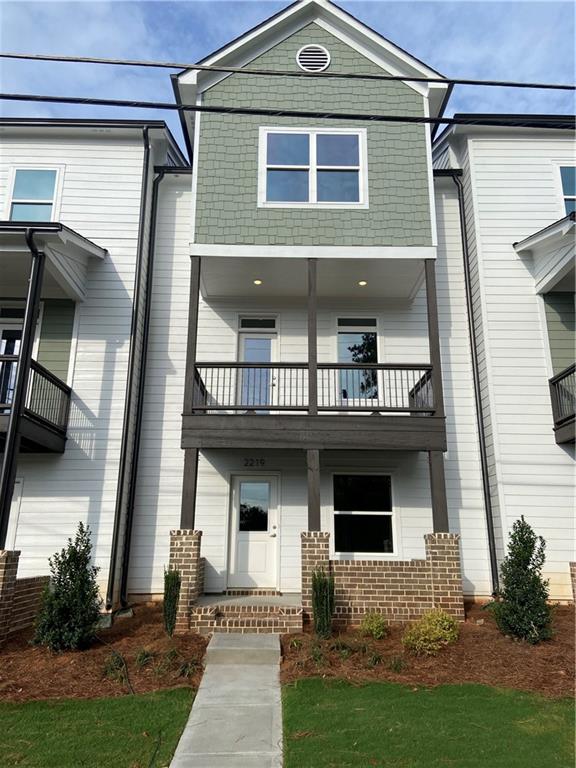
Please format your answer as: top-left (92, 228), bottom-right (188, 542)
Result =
top-left (175, 0), bottom-right (449, 149)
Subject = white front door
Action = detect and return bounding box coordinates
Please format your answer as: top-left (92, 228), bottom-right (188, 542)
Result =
top-left (228, 476), bottom-right (279, 589)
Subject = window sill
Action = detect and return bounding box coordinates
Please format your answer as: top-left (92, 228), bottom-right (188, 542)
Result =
top-left (257, 201), bottom-right (369, 210)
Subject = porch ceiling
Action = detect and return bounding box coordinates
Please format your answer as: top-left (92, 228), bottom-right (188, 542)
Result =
top-left (200, 257), bottom-right (424, 300)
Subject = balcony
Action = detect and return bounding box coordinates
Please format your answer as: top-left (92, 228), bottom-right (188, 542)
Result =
top-left (183, 361), bottom-right (445, 451)
top-left (0, 355), bottom-right (71, 452)
top-left (549, 363), bottom-right (575, 444)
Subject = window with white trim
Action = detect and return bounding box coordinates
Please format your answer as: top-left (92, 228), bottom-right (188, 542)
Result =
top-left (259, 128), bottom-right (368, 208)
top-left (560, 166), bottom-right (576, 214)
top-left (333, 474), bottom-right (394, 554)
top-left (9, 169), bottom-right (58, 221)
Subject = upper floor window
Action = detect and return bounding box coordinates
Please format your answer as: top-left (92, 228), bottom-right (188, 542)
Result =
top-left (9, 169), bottom-right (58, 221)
top-left (258, 128), bottom-right (368, 209)
top-left (560, 167), bottom-right (576, 214)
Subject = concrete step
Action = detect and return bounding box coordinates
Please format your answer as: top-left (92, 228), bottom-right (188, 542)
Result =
top-left (192, 602), bottom-right (303, 635)
top-left (205, 632), bottom-right (281, 665)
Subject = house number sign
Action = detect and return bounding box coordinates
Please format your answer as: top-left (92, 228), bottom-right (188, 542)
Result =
top-left (243, 458), bottom-right (266, 467)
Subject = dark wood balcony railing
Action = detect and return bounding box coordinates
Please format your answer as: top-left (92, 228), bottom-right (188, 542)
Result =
top-left (0, 355), bottom-right (72, 434)
top-left (191, 363), bottom-right (435, 414)
top-left (549, 363), bottom-right (576, 429)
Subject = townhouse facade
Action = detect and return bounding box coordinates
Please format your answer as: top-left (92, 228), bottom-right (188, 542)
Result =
top-left (0, 0), bottom-right (574, 637)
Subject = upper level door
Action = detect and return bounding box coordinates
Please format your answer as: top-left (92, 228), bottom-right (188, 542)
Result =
top-left (337, 318), bottom-right (379, 407)
top-left (239, 332), bottom-right (277, 409)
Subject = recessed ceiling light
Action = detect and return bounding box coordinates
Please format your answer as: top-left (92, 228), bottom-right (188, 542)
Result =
top-left (358, 280), bottom-right (367, 286)
top-left (253, 279), bottom-right (263, 285)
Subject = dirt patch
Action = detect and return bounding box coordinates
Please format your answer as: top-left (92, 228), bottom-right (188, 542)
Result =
top-left (0, 604), bottom-right (207, 703)
top-left (281, 604), bottom-right (574, 699)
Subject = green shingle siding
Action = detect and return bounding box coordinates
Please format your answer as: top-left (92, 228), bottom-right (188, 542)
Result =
top-left (195, 24), bottom-right (432, 247)
top-left (544, 292), bottom-right (575, 375)
top-left (37, 300), bottom-right (75, 381)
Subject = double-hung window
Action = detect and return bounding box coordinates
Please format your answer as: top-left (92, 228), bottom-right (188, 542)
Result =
top-left (9, 169), bottom-right (58, 221)
top-left (259, 128), bottom-right (368, 208)
top-left (333, 474), bottom-right (395, 555)
top-left (560, 166), bottom-right (576, 214)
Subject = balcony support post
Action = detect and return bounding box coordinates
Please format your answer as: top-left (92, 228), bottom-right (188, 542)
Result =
top-left (429, 450), bottom-right (449, 532)
top-left (307, 258), bottom-right (318, 416)
top-left (181, 256), bottom-right (201, 527)
top-left (306, 449), bottom-right (321, 531)
top-left (0, 230), bottom-right (45, 548)
top-left (425, 259), bottom-right (445, 418)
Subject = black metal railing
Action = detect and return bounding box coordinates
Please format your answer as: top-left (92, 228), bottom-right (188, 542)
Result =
top-left (549, 363), bottom-right (576, 428)
top-left (191, 363), bottom-right (435, 414)
top-left (0, 354), bottom-right (72, 434)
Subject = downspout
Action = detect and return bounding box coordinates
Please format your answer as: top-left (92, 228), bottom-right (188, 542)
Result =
top-left (106, 127), bottom-right (151, 610)
top-left (0, 229), bottom-right (46, 547)
top-left (118, 167), bottom-right (167, 607)
top-left (451, 172), bottom-right (499, 594)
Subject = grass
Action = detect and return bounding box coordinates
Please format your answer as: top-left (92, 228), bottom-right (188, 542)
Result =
top-left (283, 679), bottom-right (575, 768)
top-left (0, 688), bottom-right (193, 768)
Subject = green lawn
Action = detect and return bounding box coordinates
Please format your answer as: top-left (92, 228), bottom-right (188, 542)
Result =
top-left (283, 679), bottom-right (575, 768)
top-left (0, 688), bottom-right (193, 768)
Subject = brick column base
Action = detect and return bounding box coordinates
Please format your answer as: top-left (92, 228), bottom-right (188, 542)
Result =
top-left (0, 550), bottom-right (20, 646)
top-left (169, 530), bottom-right (203, 634)
top-left (300, 532), bottom-right (330, 619)
top-left (570, 563), bottom-right (576, 602)
top-left (425, 533), bottom-right (465, 620)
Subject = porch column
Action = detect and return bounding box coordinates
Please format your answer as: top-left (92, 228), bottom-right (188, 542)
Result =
top-left (429, 450), bottom-right (449, 532)
top-left (424, 259), bottom-right (445, 418)
top-left (307, 258), bottom-right (318, 416)
top-left (180, 255), bottom-right (201, 528)
top-left (306, 449), bottom-right (321, 531)
top-left (0, 231), bottom-right (45, 548)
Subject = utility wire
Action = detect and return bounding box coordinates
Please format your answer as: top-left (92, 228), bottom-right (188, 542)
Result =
top-left (1, 92), bottom-right (575, 129)
top-left (0, 51), bottom-right (574, 91)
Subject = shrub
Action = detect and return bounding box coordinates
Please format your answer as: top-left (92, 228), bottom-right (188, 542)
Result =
top-left (34, 522), bottom-right (101, 651)
top-left (388, 655), bottom-right (407, 673)
top-left (135, 648), bottom-right (156, 670)
top-left (402, 609), bottom-right (459, 656)
top-left (360, 612), bottom-right (388, 640)
top-left (311, 568), bottom-right (334, 638)
top-left (103, 651), bottom-right (126, 683)
top-left (488, 517), bottom-right (552, 644)
top-left (163, 569), bottom-right (181, 637)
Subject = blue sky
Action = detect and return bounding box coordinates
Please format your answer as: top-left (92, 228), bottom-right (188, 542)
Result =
top-left (1, 0), bottom-right (574, 152)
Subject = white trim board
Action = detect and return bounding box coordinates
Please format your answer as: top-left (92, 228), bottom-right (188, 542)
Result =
top-left (190, 244), bottom-right (437, 260)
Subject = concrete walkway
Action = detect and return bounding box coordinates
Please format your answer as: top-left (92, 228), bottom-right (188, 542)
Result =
top-left (170, 634), bottom-right (283, 768)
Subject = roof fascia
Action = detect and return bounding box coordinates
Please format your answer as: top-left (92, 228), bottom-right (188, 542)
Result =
top-left (513, 215), bottom-right (575, 255)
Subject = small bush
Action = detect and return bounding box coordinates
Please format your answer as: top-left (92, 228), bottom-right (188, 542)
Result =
top-left (311, 568), bottom-right (334, 639)
top-left (402, 609), bottom-right (459, 656)
top-left (289, 637), bottom-right (303, 651)
top-left (310, 644), bottom-right (325, 665)
top-left (163, 569), bottom-right (181, 637)
top-left (135, 648), bottom-right (156, 670)
top-left (366, 652), bottom-right (382, 668)
top-left (178, 660), bottom-right (200, 678)
top-left (360, 612), bottom-right (388, 640)
top-left (388, 655), bottom-right (407, 673)
top-left (34, 522), bottom-right (101, 651)
top-left (103, 651), bottom-right (126, 683)
top-left (488, 517), bottom-right (552, 644)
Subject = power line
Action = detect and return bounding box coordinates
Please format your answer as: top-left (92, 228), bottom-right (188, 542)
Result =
top-left (1, 92), bottom-right (574, 130)
top-left (0, 51), bottom-right (574, 91)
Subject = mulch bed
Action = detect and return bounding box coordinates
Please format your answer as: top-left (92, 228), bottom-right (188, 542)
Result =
top-left (281, 603), bottom-right (575, 699)
top-left (0, 604), bottom-right (207, 703)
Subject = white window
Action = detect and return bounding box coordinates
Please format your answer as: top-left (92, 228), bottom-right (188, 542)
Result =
top-left (333, 474), bottom-right (395, 556)
top-left (258, 128), bottom-right (368, 208)
top-left (8, 168), bottom-right (59, 221)
top-left (560, 166), bottom-right (576, 214)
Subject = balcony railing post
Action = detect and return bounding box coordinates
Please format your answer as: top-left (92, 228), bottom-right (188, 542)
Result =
top-left (425, 259), bottom-right (445, 418)
top-left (307, 258), bottom-right (318, 416)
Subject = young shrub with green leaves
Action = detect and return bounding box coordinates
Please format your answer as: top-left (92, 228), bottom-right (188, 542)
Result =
top-left (163, 569), bottom-right (181, 637)
top-left (489, 516), bottom-right (552, 644)
top-left (34, 522), bottom-right (101, 651)
top-left (360, 611), bottom-right (388, 640)
top-left (402, 609), bottom-right (459, 656)
top-left (311, 568), bottom-right (334, 638)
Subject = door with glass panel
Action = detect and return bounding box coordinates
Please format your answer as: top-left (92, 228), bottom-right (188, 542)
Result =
top-left (239, 331), bottom-right (276, 411)
top-left (0, 326), bottom-right (22, 414)
top-left (228, 477), bottom-right (279, 588)
top-left (336, 319), bottom-right (379, 408)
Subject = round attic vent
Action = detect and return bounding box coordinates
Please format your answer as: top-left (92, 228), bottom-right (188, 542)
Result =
top-left (296, 44), bottom-right (331, 72)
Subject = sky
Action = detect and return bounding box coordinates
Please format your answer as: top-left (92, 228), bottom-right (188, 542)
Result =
top-left (0, 0), bottom-right (574, 154)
